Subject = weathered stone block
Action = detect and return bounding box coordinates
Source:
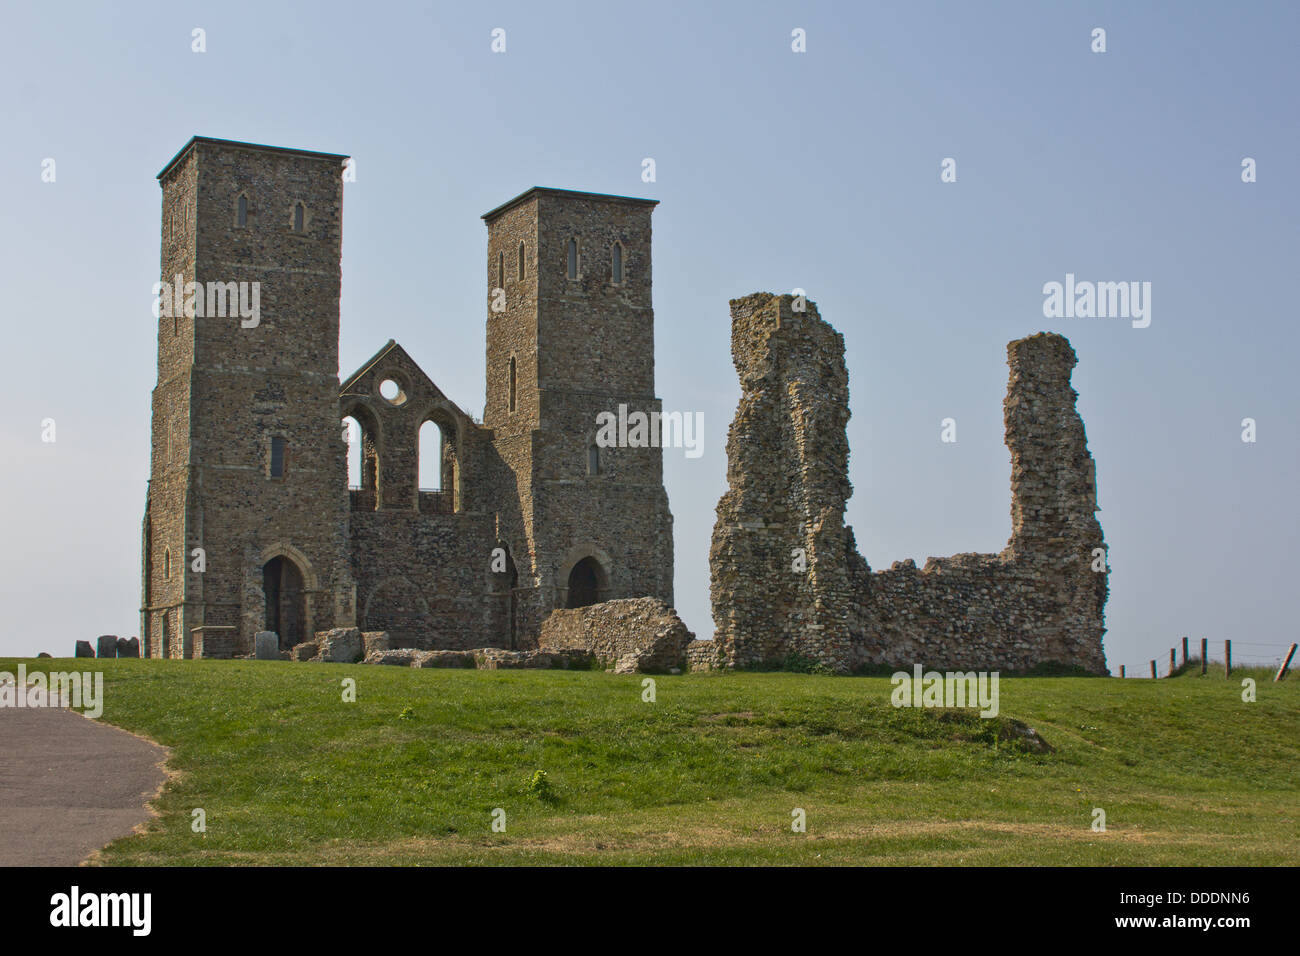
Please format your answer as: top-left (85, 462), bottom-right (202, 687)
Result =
top-left (96, 635), bottom-right (119, 659)
top-left (75, 641), bottom-right (94, 658)
top-left (473, 648), bottom-right (556, 669)
top-left (412, 650), bottom-right (477, 668)
top-left (612, 654), bottom-right (640, 674)
top-left (291, 642), bottom-right (319, 662)
top-left (364, 648), bottom-right (422, 666)
top-left (362, 631), bottom-right (391, 657)
top-left (539, 597), bottom-right (693, 673)
top-left (315, 627), bottom-right (363, 663)
top-left (117, 637), bottom-right (141, 658)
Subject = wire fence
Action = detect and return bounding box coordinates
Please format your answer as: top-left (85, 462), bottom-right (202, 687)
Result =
top-left (1115, 637), bottom-right (1297, 681)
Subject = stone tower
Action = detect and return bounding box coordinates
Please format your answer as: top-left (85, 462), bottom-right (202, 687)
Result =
top-left (481, 188), bottom-right (675, 644)
top-left (140, 137), bottom-right (355, 658)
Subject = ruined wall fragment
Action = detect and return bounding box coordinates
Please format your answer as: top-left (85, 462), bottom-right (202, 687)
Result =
top-left (709, 296), bottom-right (1109, 674)
top-left (709, 294), bottom-right (857, 672)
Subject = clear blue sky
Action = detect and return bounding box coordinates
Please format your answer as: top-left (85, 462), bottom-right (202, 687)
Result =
top-left (2, 1), bottom-right (1297, 670)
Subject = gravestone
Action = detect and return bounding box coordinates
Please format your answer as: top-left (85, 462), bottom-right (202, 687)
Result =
top-left (117, 637), bottom-right (140, 658)
top-left (75, 641), bottom-right (94, 658)
top-left (254, 632), bottom-right (280, 660)
top-left (96, 635), bottom-right (119, 658)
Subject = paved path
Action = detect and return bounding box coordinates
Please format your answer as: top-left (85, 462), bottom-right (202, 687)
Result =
top-left (0, 686), bottom-right (168, 866)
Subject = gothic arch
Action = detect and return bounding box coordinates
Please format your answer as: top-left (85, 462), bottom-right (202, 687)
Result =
top-left (341, 398), bottom-right (382, 506)
top-left (413, 399), bottom-right (463, 448)
top-left (341, 397), bottom-right (383, 444)
top-left (257, 543), bottom-right (318, 650)
top-left (258, 542), bottom-right (319, 590)
top-left (557, 544), bottom-right (612, 609)
top-left (416, 400), bottom-right (463, 511)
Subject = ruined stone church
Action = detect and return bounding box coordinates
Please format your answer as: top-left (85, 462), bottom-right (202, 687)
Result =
top-left (140, 136), bottom-right (674, 659)
top-left (139, 135), bottom-right (1108, 675)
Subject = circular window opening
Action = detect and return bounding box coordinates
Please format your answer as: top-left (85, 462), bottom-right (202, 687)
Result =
top-left (379, 378), bottom-right (407, 406)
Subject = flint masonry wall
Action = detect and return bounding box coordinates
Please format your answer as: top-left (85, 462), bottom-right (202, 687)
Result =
top-left (708, 294), bottom-right (1109, 675)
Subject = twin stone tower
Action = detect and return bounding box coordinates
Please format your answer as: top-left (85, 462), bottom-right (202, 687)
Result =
top-left (141, 136), bottom-right (1108, 674)
top-left (141, 136), bottom-right (673, 661)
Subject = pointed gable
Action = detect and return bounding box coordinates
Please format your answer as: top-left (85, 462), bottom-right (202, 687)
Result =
top-left (341, 339), bottom-right (475, 426)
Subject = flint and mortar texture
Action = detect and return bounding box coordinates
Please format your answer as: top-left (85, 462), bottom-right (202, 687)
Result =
top-left (708, 294), bottom-right (1109, 674)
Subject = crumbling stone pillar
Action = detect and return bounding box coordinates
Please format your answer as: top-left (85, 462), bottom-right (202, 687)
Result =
top-left (1003, 334), bottom-right (1102, 554)
top-left (999, 332), bottom-right (1108, 671)
top-left (709, 293), bottom-right (856, 672)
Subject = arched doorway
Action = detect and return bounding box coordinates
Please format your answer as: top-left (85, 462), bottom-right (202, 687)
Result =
top-left (566, 557), bottom-right (602, 609)
top-left (263, 555), bottom-right (306, 650)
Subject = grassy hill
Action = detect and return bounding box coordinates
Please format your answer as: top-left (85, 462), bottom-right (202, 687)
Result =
top-left (7, 657), bottom-right (1296, 865)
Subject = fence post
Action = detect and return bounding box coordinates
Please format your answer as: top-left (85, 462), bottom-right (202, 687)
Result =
top-left (1120, 665), bottom-right (1126, 678)
top-left (1150, 659), bottom-right (1157, 679)
top-left (1170, 648), bottom-right (1177, 674)
top-left (1275, 643), bottom-right (1297, 683)
top-left (1201, 638), bottom-right (1207, 675)
top-left (1182, 636), bottom-right (1189, 666)
top-left (1224, 639), bottom-right (1232, 677)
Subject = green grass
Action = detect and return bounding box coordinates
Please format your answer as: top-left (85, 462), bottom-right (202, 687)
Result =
top-left (6, 657), bottom-right (1297, 865)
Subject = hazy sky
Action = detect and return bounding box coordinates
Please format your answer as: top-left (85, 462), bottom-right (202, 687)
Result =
top-left (2, 1), bottom-right (1296, 671)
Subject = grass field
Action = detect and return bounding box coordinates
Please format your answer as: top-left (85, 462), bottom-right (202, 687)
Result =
top-left (7, 657), bottom-right (1297, 865)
